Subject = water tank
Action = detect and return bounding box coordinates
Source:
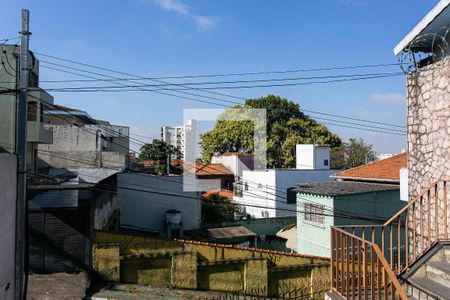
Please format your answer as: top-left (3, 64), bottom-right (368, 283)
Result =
top-left (166, 209), bottom-right (182, 224)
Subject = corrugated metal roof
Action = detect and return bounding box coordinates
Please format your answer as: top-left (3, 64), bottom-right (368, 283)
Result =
top-left (295, 181), bottom-right (399, 197)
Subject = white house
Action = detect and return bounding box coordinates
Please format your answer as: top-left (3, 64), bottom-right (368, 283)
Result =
top-left (211, 152), bottom-right (254, 179)
top-left (233, 144), bottom-right (337, 219)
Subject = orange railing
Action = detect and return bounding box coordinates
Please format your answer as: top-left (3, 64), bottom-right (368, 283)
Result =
top-left (331, 180), bottom-right (449, 299)
top-left (331, 227), bottom-right (408, 300)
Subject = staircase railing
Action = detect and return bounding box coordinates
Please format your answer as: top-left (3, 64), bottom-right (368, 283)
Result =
top-left (330, 179), bottom-right (448, 299)
top-left (331, 227), bottom-right (408, 300)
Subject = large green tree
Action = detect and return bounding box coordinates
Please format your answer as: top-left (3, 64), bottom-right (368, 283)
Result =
top-left (330, 138), bottom-right (376, 169)
top-left (200, 95), bottom-right (342, 168)
top-left (139, 140), bottom-right (181, 175)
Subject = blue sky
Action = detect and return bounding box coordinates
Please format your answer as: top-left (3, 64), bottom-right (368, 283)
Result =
top-left (1, 0), bottom-right (439, 153)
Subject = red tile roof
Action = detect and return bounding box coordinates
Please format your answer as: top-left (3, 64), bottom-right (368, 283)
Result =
top-left (202, 189), bottom-right (233, 200)
top-left (140, 160), bottom-right (233, 176)
top-left (332, 153), bottom-right (407, 183)
top-left (189, 162), bottom-right (234, 176)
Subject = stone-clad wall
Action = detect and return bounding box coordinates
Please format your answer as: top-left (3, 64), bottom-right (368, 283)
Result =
top-left (406, 57), bottom-right (450, 197)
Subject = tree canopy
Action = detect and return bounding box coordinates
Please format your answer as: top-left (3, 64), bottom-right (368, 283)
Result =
top-left (139, 140), bottom-right (181, 175)
top-left (330, 138), bottom-right (376, 169)
top-left (200, 95), bottom-right (342, 168)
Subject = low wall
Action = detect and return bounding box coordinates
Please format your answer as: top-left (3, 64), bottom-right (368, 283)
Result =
top-left (93, 231), bottom-right (329, 297)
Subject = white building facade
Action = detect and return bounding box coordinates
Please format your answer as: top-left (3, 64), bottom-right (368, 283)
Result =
top-left (233, 145), bottom-right (337, 219)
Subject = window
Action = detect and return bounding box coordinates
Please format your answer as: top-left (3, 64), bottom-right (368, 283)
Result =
top-left (286, 187), bottom-right (297, 204)
top-left (324, 159), bottom-right (329, 166)
top-left (233, 182), bottom-right (243, 197)
top-left (27, 101), bottom-right (37, 121)
top-left (304, 203), bottom-right (324, 224)
top-left (28, 72), bottom-right (39, 88)
top-left (261, 211), bottom-right (269, 218)
top-left (244, 182), bottom-right (249, 191)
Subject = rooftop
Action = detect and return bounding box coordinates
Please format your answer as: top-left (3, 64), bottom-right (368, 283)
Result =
top-left (394, 0), bottom-right (450, 55)
top-left (140, 160), bottom-right (233, 176)
top-left (202, 189), bottom-right (233, 200)
top-left (294, 181), bottom-right (399, 197)
top-left (185, 162), bottom-right (234, 176)
top-left (184, 226), bottom-right (256, 241)
top-left (215, 152), bottom-right (253, 157)
top-left (331, 153), bottom-right (407, 183)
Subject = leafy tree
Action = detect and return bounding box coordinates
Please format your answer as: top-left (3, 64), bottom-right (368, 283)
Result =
top-left (139, 140), bottom-right (181, 175)
top-left (202, 192), bottom-right (239, 223)
top-left (330, 138), bottom-right (376, 169)
top-left (200, 95), bottom-right (342, 168)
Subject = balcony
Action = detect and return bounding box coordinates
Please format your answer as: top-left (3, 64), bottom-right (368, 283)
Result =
top-left (27, 121), bottom-right (53, 144)
top-left (28, 87), bottom-right (54, 105)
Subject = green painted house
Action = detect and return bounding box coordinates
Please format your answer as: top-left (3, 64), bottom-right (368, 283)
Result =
top-left (295, 181), bottom-right (403, 257)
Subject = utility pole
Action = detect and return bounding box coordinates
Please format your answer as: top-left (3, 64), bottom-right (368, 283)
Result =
top-left (15, 8), bottom-right (30, 300)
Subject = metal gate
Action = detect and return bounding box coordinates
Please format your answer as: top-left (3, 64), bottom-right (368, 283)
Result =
top-left (28, 208), bottom-right (91, 273)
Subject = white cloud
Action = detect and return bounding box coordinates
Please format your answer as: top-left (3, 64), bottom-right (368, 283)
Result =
top-left (148, 0), bottom-right (217, 30)
top-left (370, 93), bottom-right (405, 105)
top-left (194, 15), bottom-right (216, 30)
top-left (153, 0), bottom-right (189, 15)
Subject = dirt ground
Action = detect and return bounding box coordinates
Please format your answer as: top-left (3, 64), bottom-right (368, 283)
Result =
top-left (26, 272), bottom-right (89, 300)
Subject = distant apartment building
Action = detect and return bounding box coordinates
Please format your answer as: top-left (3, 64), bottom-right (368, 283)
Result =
top-left (37, 105), bottom-right (130, 170)
top-left (161, 119), bottom-right (196, 160)
top-left (0, 44), bottom-right (54, 172)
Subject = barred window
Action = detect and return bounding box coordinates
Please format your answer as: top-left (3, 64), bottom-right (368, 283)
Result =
top-left (233, 182), bottom-right (243, 197)
top-left (304, 203), bottom-right (324, 224)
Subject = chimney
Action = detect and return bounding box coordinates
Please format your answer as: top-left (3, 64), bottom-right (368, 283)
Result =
top-left (296, 144), bottom-right (330, 170)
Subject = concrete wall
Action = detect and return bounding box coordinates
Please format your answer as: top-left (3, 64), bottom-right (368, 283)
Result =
top-left (39, 125), bottom-right (101, 152)
top-left (234, 169), bottom-right (335, 219)
top-left (117, 173), bottom-right (201, 233)
top-left (406, 57), bottom-right (450, 197)
top-left (37, 125), bottom-right (128, 170)
top-left (93, 231), bottom-right (330, 297)
top-left (296, 189), bottom-right (402, 257)
top-left (0, 45), bottom-right (18, 155)
top-left (0, 154), bottom-right (17, 300)
top-left (38, 151), bottom-right (126, 169)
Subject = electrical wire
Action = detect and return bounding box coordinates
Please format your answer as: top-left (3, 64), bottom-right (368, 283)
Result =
top-left (34, 51), bottom-right (406, 132)
top-left (36, 63), bottom-right (406, 135)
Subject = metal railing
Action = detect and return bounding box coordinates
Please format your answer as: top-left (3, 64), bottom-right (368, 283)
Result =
top-left (330, 180), bottom-right (449, 299)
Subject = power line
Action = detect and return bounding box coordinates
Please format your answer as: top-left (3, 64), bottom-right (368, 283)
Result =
top-left (27, 169), bottom-right (388, 223)
top-left (34, 52), bottom-right (407, 134)
top-left (34, 51), bottom-right (406, 135)
top-left (26, 143), bottom-right (390, 223)
top-left (37, 63), bottom-right (405, 135)
top-left (34, 71), bottom-right (401, 86)
top-left (34, 51), bottom-right (402, 79)
top-left (37, 66), bottom-right (403, 135)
